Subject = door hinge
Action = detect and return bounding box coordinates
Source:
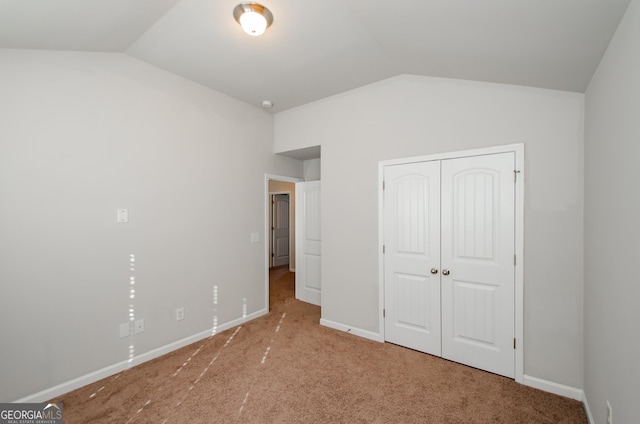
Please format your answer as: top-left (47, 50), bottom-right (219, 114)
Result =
top-left (382, 180), bottom-right (385, 190)
top-left (514, 254), bottom-right (516, 266)
top-left (271, 253), bottom-right (275, 257)
top-left (514, 170), bottom-right (521, 182)
top-left (513, 338), bottom-right (516, 349)
top-left (383, 308), bottom-right (386, 318)
top-left (383, 245), bottom-right (386, 254)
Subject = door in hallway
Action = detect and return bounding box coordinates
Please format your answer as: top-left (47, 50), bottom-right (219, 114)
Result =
top-left (272, 194), bottom-right (290, 267)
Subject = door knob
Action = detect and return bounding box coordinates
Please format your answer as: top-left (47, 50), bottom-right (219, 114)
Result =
top-left (442, 269), bottom-right (450, 276)
top-left (430, 268), bottom-right (438, 274)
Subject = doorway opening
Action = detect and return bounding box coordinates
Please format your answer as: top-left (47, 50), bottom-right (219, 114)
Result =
top-left (265, 175), bottom-right (301, 311)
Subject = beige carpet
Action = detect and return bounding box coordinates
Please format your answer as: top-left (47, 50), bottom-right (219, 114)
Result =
top-left (52, 266), bottom-right (587, 423)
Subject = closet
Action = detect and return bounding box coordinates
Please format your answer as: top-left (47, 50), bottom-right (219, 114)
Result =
top-left (383, 151), bottom-right (517, 378)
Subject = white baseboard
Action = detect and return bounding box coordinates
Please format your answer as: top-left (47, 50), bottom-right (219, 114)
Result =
top-left (319, 318), bottom-right (384, 343)
top-left (14, 309), bottom-right (268, 403)
top-left (522, 374), bottom-right (583, 401)
top-left (582, 392), bottom-right (595, 424)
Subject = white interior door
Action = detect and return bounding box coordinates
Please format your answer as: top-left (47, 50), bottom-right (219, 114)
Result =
top-left (296, 181), bottom-right (321, 306)
top-left (383, 152), bottom-right (516, 378)
top-left (271, 194), bottom-right (290, 267)
top-left (440, 152), bottom-right (515, 377)
top-left (383, 161), bottom-right (441, 355)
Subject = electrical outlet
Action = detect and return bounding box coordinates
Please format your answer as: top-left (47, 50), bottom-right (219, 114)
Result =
top-left (134, 319), bottom-right (145, 334)
top-left (117, 209), bottom-right (128, 223)
top-left (176, 307), bottom-right (185, 321)
top-left (606, 401), bottom-right (612, 424)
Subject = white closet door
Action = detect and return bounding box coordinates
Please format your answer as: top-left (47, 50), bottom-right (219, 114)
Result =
top-left (383, 161), bottom-right (441, 356)
top-left (440, 152), bottom-right (515, 378)
top-left (296, 181), bottom-right (321, 306)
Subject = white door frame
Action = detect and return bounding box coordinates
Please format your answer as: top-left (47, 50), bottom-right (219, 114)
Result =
top-left (265, 174), bottom-right (303, 310)
top-left (378, 143), bottom-right (525, 383)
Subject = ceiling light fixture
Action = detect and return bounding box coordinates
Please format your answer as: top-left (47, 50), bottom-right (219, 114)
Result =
top-left (233, 2), bottom-right (273, 37)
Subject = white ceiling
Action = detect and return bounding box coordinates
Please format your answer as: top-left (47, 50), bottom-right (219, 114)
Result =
top-left (0, 0), bottom-right (631, 112)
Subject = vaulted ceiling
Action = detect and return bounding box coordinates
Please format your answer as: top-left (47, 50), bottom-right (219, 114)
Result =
top-left (0, 0), bottom-right (631, 112)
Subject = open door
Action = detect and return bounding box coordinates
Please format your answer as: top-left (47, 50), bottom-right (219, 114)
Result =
top-left (296, 181), bottom-right (321, 306)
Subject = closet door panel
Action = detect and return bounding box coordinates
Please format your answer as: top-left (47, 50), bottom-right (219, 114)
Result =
top-left (383, 161), bottom-right (441, 356)
top-left (440, 152), bottom-right (515, 378)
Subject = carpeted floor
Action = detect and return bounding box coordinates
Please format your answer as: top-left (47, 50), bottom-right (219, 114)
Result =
top-left (52, 266), bottom-right (587, 423)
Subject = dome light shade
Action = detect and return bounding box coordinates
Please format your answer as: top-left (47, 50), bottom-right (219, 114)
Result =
top-left (239, 11), bottom-right (267, 36)
top-left (233, 3), bottom-right (273, 37)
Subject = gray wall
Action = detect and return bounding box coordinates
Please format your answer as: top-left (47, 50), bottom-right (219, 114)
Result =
top-left (0, 50), bottom-right (302, 401)
top-left (274, 75), bottom-right (585, 389)
top-left (584, 1), bottom-right (640, 422)
top-left (303, 158), bottom-right (321, 181)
